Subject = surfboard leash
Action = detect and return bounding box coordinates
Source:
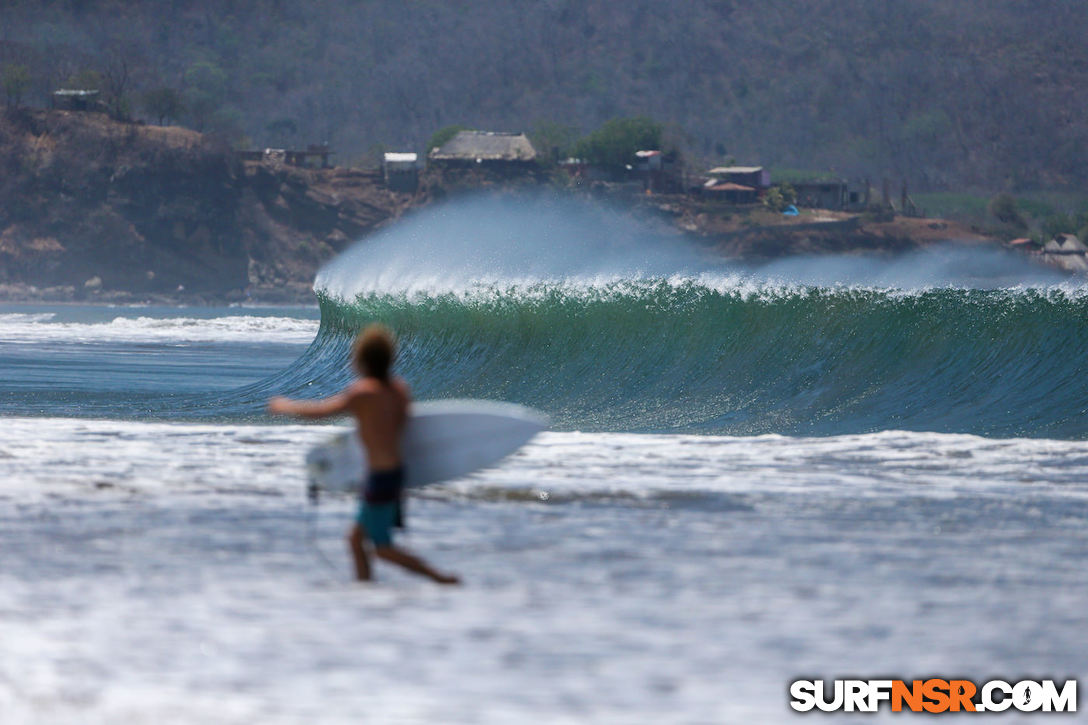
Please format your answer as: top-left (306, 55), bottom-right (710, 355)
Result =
top-left (304, 482), bottom-right (347, 580)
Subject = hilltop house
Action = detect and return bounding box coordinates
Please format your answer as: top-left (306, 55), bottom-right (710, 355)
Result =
top-left (51, 89), bottom-right (102, 112)
top-left (383, 152), bottom-right (422, 192)
top-left (700, 166), bottom-right (770, 204)
top-left (234, 144), bottom-right (333, 168)
top-left (428, 131), bottom-right (537, 168)
top-left (1041, 233), bottom-right (1088, 273)
top-left (700, 166), bottom-right (769, 203)
top-left (702, 179), bottom-right (760, 204)
top-left (634, 149), bottom-right (685, 193)
top-left (792, 178), bottom-right (848, 210)
top-left (707, 166), bottom-right (771, 190)
top-left (1043, 233), bottom-right (1088, 254)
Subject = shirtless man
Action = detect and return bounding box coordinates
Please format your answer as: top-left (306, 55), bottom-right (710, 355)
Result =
top-left (268, 324), bottom-right (459, 584)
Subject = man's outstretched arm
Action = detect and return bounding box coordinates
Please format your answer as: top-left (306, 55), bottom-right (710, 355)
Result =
top-left (267, 393), bottom-right (352, 419)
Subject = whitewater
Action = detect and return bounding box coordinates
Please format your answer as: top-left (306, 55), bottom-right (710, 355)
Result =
top-left (2, 196), bottom-right (1086, 723)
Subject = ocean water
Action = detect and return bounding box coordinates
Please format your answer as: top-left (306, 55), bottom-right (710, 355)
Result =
top-left (2, 198), bottom-right (1087, 723)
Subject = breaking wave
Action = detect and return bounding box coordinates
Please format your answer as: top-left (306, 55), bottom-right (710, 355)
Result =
top-left (235, 279), bottom-right (1088, 438)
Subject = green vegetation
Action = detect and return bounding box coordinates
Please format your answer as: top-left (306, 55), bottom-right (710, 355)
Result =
top-left (182, 60), bottom-right (229, 132)
top-left (427, 125), bottom-right (469, 152)
top-left (1, 63), bottom-right (30, 107)
top-left (988, 193), bottom-right (1027, 232)
top-left (1015, 192), bottom-right (1088, 219)
top-left (65, 69), bottom-right (104, 92)
top-left (1041, 211), bottom-right (1088, 241)
top-left (915, 191), bottom-right (1088, 242)
top-left (264, 117), bottom-right (299, 147)
top-left (763, 184), bottom-right (797, 212)
top-left (769, 168), bottom-right (836, 184)
top-left (1000, 193), bottom-right (1088, 242)
top-left (140, 87), bottom-right (185, 125)
top-left (572, 116), bottom-right (663, 168)
top-left (1015, 198), bottom-right (1056, 220)
top-left (910, 193), bottom-right (991, 223)
top-left (528, 120), bottom-right (580, 165)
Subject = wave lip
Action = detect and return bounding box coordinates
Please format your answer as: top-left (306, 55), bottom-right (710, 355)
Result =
top-left (314, 194), bottom-right (708, 299)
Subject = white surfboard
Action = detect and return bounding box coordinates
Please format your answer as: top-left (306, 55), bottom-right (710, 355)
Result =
top-left (305, 399), bottom-right (548, 494)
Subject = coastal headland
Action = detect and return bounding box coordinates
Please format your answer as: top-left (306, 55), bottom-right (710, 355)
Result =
top-left (0, 109), bottom-right (1000, 305)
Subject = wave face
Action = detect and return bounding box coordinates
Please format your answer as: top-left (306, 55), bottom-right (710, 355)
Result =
top-left (244, 281), bottom-right (1088, 439)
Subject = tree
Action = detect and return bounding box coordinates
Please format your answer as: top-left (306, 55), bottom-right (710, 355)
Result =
top-left (764, 184), bottom-right (797, 212)
top-left (102, 51), bottom-right (133, 120)
top-left (265, 117), bottom-right (298, 146)
top-left (1078, 221), bottom-right (1088, 244)
top-left (183, 60), bottom-right (228, 131)
top-left (988, 193), bottom-right (1026, 231)
top-left (529, 120), bottom-right (580, 165)
top-left (140, 87), bottom-right (185, 125)
top-left (1042, 213), bottom-right (1082, 239)
top-left (427, 124), bottom-right (468, 152)
top-left (572, 116), bottom-right (663, 168)
top-left (65, 69), bottom-right (103, 91)
top-left (1, 64), bottom-right (31, 108)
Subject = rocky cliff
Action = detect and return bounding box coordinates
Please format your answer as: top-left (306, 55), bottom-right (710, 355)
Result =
top-left (0, 109), bottom-right (413, 303)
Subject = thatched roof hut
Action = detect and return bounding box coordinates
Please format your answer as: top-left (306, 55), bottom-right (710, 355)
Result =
top-left (429, 131), bottom-right (537, 164)
top-left (1058, 234), bottom-right (1088, 254)
top-left (1044, 234), bottom-right (1088, 254)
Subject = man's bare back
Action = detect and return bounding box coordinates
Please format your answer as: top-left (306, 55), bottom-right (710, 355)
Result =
top-left (347, 376), bottom-right (410, 472)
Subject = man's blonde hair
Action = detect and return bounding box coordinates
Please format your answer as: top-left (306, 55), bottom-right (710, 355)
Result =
top-left (352, 324), bottom-right (395, 381)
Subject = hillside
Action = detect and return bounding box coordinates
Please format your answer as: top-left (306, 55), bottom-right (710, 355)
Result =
top-left (0, 110), bottom-right (1006, 303)
top-left (0, 109), bottom-right (413, 302)
top-left (2, 1), bottom-right (1087, 191)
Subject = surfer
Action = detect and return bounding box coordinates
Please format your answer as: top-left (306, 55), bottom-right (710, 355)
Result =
top-left (268, 324), bottom-right (460, 585)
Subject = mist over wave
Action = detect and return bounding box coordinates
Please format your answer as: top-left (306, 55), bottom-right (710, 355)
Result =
top-left (315, 195), bottom-right (706, 297)
top-left (314, 194), bottom-right (1066, 297)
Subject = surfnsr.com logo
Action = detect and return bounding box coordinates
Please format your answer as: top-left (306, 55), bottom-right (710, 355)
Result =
top-left (789, 679), bottom-right (1077, 713)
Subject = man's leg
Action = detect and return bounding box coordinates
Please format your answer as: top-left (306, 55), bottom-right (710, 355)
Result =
top-left (347, 523), bottom-right (372, 581)
top-left (374, 546), bottom-right (459, 584)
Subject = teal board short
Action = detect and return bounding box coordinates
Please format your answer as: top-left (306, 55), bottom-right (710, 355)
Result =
top-left (357, 467), bottom-right (405, 547)
top-left (357, 500), bottom-right (400, 547)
